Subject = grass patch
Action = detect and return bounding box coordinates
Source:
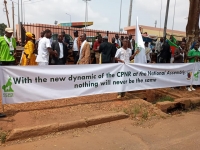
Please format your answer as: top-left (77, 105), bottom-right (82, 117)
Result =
top-left (0, 132), bottom-right (7, 144)
top-left (155, 96), bottom-right (174, 103)
top-left (142, 110), bottom-right (148, 120)
top-left (123, 105), bottom-right (141, 118)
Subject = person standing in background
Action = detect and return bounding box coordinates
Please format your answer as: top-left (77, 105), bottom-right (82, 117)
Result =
top-left (115, 34), bottom-right (121, 47)
top-left (77, 33), bottom-right (90, 64)
top-left (0, 28), bottom-right (16, 66)
top-left (99, 36), bottom-right (115, 64)
top-left (145, 42), bottom-right (151, 63)
top-left (174, 41), bottom-right (185, 63)
top-left (187, 42), bottom-right (200, 91)
top-left (155, 37), bottom-right (164, 63)
top-left (73, 31), bottom-right (81, 64)
top-left (93, 35), bottom-right (102, 64)
top-left (129, 35), bottom-right (135, 54)
top-left (36, 29), bottom-right (57, 66)
top-left (20, 32), bottom-right (37, 66)
top-left (51, 34), bottom-right (68, 65)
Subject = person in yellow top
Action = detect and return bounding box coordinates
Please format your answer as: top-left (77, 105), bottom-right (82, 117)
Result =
top-left (20, 32), bottom-right (37, 66)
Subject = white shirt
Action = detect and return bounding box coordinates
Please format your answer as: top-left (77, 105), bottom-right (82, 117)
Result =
top-left (115, 47), bottom-right (132, 64)
top-left (79, 40), bottom-right (87, 60)
top-left (58, 42), bottom-right (64, 59)
top-left (130, 39), bottom-right (133, 50)
top-left (73, 37), bottom-right (78, 51)
top-left (36, 37), bottom-right (51, 63)
top-left (115, 39), bottom-right (121, 47)
top-left (145, 47), bottom-right (151, 61)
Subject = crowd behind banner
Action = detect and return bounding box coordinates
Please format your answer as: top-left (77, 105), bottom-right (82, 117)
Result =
top-left (0, 28), bottom-right (200, 91)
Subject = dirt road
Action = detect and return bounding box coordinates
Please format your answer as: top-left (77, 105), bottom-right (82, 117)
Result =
top-left (2, 109), bottom-right (200, 150)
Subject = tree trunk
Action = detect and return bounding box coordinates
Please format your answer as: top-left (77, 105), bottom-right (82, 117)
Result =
top-left (186, 0), bottom-right (200, 52)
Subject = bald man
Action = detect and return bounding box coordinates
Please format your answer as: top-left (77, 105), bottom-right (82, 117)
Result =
top-left (77, 33), bottom-right (90, 64)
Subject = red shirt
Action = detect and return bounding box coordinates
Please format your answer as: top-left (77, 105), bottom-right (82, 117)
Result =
top-left (93, 41), bottom-right (101, 51)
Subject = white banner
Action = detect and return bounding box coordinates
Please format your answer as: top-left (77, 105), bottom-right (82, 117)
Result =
top-left (0, 63), bottom-right (196, 104)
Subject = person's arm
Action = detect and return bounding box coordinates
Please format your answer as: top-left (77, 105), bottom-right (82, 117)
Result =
top-left (130, 49), bottom-right (139, 60)
top-left (187, 50), bottom-right (195, 60)
top-left (174, 49), bottom-right (181, 59)
top-left (84, 43), bottom-right (91, 64)
top-left (47, 40), bottom-right (57, 56)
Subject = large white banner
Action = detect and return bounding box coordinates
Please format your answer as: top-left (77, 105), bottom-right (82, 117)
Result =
top-left (0, 63), bottom-right (196, 104)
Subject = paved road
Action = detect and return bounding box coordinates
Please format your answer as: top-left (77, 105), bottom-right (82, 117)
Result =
top-left (2, 110), bottom-right (200, 150)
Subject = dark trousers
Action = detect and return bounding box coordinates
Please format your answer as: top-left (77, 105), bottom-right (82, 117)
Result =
top-left (55, 58), bottom-right (65, 65)
top-left (0, 61), bottom-right (15, 66)
top-left (73, 51), bottom-right (79, 64)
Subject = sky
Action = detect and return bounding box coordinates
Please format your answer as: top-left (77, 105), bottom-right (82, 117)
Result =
top-left (0, 0), bottom-right (189, 32)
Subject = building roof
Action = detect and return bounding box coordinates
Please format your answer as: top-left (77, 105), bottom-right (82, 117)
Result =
top-left (124, 25), bottom-right (185, 36)
top-left (58, 22), bottom-right (93, 28)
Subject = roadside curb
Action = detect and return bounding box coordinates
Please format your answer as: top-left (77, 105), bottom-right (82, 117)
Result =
top-left (7, 112), bottom-right (128, 141)
top-left (156, 97), bottom-right (200, 113)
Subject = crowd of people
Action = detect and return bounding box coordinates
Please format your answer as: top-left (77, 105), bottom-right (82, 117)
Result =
top-left (1, 27), bottom-right (200, 117)
top-left (0, 27), bottom-right (200, 91)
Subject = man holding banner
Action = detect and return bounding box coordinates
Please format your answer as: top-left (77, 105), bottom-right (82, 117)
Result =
top-left (115, 39), bottom-right (139, 98)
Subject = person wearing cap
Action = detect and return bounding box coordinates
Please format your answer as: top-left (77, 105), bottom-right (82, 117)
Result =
top-left (99, 36), bottom-right (115, 64)
top-left (93, 35), bottom-right (102, 64)
top-left (0, 28), bottom-right (16, 66)
top-left (20, 32), bottom-right (37, 66)
top-left (73, 30), bottom-right (81, 64)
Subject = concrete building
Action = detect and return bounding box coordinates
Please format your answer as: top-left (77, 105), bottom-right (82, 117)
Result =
top-left (124, 25), bottom-right (186, 41)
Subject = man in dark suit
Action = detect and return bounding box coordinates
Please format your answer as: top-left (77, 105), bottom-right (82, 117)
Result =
top-left (159, 40), bottom-right (171, 63)
top-left (51, 34), bottom-right (68, 65)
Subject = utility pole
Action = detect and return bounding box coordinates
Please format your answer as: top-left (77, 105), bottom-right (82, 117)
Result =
top-left (83, 0), bottom-right (91, 31)
top-left (119, 0), bottom-right (122, 33)
top-left (163, 0), bottom-right (170, 41)
top-left (12, 1), bottom-right (15, 36)
top-left (4, 0), bottom-right (10, 27)
top-left (21, 0), bottom-right (23, 23)
top-left (128, 0), bottom-right (133, 26)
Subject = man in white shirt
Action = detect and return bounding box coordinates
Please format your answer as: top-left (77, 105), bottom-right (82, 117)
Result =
top-left (155, 37), bottom-right (164, 63)
top-left (36, 29), bottom-right (57, 66)
top-left (115, 39), bottom-right (139, 98)
top-left (115, 34), bottom-right (121, 47)
top-left (73, 31), bottom-right (80, 64)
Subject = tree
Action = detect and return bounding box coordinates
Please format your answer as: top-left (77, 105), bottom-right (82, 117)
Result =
top-left (0, 23), bottom-right (7, 36)
top-left (186, 0), bottom-right (200, 51)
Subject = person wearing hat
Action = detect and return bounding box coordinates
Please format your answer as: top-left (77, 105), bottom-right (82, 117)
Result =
top-left (99, 36), bottom-right (115, 64)
top-left (73, 30), bottom-right (81, 64)
top-left (20, 32), bottom-right (37, 66)
top-left (0, 28), bottom-right (16, 66)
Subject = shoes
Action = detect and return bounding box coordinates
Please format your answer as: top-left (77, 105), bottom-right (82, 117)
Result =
top-left (188, 87), bottom-right (192, 92)
top-left (0, 113), bottom-right (6, 118)
top-left (191, 87), bottom-right (196, 91)
top-left (117, 95), bottom-right (122, 99)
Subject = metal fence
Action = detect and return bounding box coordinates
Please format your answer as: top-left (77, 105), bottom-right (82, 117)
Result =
top-left (20, 23), bottom-right (128, 44)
